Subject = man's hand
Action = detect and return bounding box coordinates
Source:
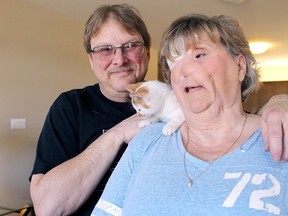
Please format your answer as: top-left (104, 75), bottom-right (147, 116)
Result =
top-left (117, 114), bottom-right (143, 144)
top-left (258, 94), bottom-right (288, 162)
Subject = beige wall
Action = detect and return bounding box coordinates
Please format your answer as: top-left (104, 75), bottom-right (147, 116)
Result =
top-left (0, 0), bottom-right (158, 208)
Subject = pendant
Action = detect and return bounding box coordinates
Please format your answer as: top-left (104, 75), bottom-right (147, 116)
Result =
top-left (188, 179), bottom-right (193, 187)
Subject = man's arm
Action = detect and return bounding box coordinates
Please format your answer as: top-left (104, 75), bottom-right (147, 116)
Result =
top-left (30, 115), bottom-right (141, 216)
top-left (258, 94), bottom-right (288, 162)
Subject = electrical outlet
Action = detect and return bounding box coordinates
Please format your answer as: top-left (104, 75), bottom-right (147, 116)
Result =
top-left (11, 118), bottom-right (26, 129)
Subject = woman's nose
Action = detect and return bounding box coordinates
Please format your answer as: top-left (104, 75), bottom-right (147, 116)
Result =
top-left (177, 55), bottom-right (197, 76)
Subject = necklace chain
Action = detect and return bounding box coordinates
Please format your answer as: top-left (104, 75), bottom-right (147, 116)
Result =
top-left (183, 114), bottom-right (247, 187)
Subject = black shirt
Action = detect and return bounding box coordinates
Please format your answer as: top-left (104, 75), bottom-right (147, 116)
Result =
top-left (30, 84), bottom-right (135, 215)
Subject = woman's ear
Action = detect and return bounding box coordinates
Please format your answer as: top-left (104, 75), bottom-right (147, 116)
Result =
top-left (238, 54), bottom-right (246, 82)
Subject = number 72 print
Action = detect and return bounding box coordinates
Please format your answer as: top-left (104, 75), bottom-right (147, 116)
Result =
top-left (223, 172), bottom-right (281, 215)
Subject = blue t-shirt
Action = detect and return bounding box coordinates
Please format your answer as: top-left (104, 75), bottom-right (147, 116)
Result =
top-left (91, 123), bottom-right (288, 216)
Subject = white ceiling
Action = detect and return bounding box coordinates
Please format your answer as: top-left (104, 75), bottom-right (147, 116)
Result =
top-left (28, 0), bottom-right (288, 81)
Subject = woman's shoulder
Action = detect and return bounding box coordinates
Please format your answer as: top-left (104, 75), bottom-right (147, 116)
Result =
top-left (129, 123), bottom-right (167, 149)
top-left (134, 123), bottom-right (165, 140)
top-left (124, 123), bottom-right (167, 162)
top-left (245, 113), bottom-right (261, 136)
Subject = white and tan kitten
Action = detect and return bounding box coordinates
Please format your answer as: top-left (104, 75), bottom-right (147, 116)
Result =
top-left (126, 80), bottom-right (185, 136)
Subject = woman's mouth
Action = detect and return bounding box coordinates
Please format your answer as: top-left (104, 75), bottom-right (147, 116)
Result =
top-left (185, 86), bottom-right (202, 93)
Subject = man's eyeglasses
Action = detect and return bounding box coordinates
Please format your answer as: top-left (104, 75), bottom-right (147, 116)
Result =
top-left (89, 41), bottom-right (147, 61)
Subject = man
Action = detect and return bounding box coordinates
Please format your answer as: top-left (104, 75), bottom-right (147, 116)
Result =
top-left (30, 4), bottom-right (288, 216)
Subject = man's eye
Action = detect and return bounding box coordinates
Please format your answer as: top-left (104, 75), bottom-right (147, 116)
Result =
top-left (99, 46), bottom-right (113, 52)
top-left (129, 43), bottom-right (138, 48)
top-left (123, 43), bottom-right (137, 49)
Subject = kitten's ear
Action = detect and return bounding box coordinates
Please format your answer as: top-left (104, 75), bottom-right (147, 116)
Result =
top-left (126, 82), bottom-right (143, 93)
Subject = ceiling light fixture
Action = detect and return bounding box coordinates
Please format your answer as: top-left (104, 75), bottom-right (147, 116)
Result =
top-left (249, 42), bottom-right (272, 54)
top-left (221, 0), bottom-right (246, 4)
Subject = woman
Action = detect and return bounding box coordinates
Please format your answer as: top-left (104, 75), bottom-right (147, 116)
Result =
top-left (91, 14), bottom-right (287, 215)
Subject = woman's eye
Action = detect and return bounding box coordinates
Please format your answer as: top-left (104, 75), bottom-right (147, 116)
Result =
top-left (195, 53), bottom-right (205, 59)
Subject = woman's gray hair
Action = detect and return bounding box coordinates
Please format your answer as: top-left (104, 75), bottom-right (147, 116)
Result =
top-left (83, 4), bottom-right (151, 53)
top-left (160, 14), bottom-right (260, 101)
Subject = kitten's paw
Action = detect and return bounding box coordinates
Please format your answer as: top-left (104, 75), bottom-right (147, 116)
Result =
top-left (162, 125), bottom-right (177, 136)
top-left (138, 119), bottom-right (153, 128)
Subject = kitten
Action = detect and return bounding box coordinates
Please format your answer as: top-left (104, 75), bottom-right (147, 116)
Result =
top-left (126, 80), bottom-right (185, 136)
